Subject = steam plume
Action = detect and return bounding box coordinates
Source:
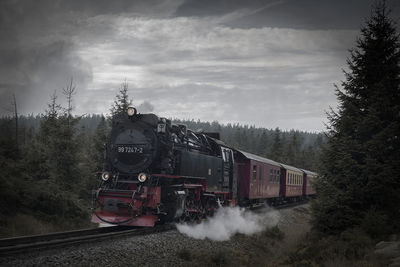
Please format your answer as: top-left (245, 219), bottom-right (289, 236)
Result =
top-left (137, 101), bottom-right (154, 113)
top-left (176, 206), bottom-right (280, 241)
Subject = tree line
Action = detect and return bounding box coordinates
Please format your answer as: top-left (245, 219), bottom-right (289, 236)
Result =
top-left (0, 81), bottom-right (323, 236)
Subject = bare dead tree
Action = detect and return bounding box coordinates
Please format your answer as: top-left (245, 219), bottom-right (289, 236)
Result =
top-left (62, 78), bottom-right (77, 128)
top-left (12, 94), bottom-right (18, 153)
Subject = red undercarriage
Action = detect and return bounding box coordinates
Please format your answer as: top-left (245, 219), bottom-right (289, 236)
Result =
top-left (92, 186), bottom-right (161, 227)
top-left (92, 174), bottom-right (233, 227)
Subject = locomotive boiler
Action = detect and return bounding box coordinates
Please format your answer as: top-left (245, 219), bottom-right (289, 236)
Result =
top-left (91, 107), bottom-right (236, 226)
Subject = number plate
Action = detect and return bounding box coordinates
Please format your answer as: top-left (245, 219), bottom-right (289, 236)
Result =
top-left (117, 145), bottom-right (144, 153)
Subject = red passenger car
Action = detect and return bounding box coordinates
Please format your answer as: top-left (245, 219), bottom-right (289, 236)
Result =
top-left (280, 163), bottom-right (304, 200)
top-left (302, 169), bottom-right (317, 196)
top-left (235, 151), bottom-right (281, 206)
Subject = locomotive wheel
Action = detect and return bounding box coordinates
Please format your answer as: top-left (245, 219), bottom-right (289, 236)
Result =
top-left (202, 196), bottom-right (217, 217)
top-left (174, 195), bottom-right (204, 223)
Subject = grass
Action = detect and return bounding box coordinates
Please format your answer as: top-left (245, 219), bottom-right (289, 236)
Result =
top-left (0, 213), bottom-right (57, 237)
top-left (263, 225), bottom-right (285, 240)
top-left (210, 251), bottom-right (230, 266)
top-left (273, 228), bottom-right (391, 267)
top-left (175, 223), bottom-right (301, 267)
top-left (0, 212), bottom-right (95, 238)
top-left (175, 205), bottom-right (391, 267)
top-left (177, 248), bottom-right (192, 261)
top-left (177, 248), bottom-right (233, 266)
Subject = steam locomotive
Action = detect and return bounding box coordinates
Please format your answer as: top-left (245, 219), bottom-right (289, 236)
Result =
top-left (91, 107), bottom-right (316, 227)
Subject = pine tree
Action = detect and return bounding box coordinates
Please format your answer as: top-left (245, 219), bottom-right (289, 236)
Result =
top-left (312, 2), bottom-right (400, 236)
top-left (109, 81), bottom-right (132, 118)
top-left (258, 130), bottom-right (270, 156)
top-left (31, 85), bottom-right (82, 189)
top-left (267, 128), bottom-right (283, 162)
top-left (284, 130), bottom-right (303, 166)
top-left (90, 115), bottom-right (108, 171)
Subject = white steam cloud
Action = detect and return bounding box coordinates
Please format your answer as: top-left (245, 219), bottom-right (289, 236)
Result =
top-left (137, 101), bottom-right (154, 113)
top-left (176, 206), bottom-right (280, 241)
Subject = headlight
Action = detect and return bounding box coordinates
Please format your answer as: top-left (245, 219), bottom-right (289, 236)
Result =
top-left (127, 107), bottom-right (136, 116)
top-left (138, 173), bottom-right (147, 182)
top-left (102, 172), bottom-right (110, 181)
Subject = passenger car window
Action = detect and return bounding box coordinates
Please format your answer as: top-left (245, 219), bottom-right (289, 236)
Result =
top-left (253, 165), bottom-right (257, 181)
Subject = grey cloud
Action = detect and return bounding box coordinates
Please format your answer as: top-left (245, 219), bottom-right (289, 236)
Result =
top-left (73, 15), bottom-right (352, 131)
top-left (174, 0), bottom-right (272, 17)
top-left (1, 0), bottom-right (394, 131)
top-left (0, 0), bottom-right (183, 115)
top-left (175, 0), bottom-right (400, 30)
top-left (0, 40), bottom-right (92, 115)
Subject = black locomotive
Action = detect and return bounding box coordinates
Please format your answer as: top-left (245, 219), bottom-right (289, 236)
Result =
top-left (92, 107), bottom-right (236, 226)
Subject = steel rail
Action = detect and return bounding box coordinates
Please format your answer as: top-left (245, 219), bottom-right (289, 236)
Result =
top-left (0, 224), bottom-right (174, 256)
top-left (275, 200), bottom-right (309, 210)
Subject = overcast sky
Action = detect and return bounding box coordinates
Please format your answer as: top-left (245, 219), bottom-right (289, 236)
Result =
top-left (1, 0), bottom-right (399, 132)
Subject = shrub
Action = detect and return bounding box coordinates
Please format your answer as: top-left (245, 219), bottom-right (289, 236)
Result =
top-left (282, 228), bottom-right (373, 265)
top-left (210, 250), bottom-right (230, 266)
top-left (264, 225), bottom-right (285, 240)
top-left (361, 208), bottom-right (390, 239)
top-left (177, 249), bottom-right (192, 261)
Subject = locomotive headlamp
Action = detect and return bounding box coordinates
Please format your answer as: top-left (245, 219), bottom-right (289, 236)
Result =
top-left (101, 172), bottom-right (110, 181)
top-left (138, 172), bottom-right (147, 183)
top-left (127, 107), bottom-right (137, 116)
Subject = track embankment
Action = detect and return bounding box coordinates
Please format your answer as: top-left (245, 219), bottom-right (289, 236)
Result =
top-left (0, 203), bottom-right (310, 267)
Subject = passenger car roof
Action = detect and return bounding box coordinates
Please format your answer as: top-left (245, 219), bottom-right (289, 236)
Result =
top-left (279, 163), bottom-right (303, 173)
top-left (301, 169), bottom-right (318, 176)
top-left (237, 150), bottom-right (281, 167)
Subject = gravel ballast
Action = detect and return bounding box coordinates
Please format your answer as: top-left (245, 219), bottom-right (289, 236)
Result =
top-left (0, 205), bottom-right (310, 267)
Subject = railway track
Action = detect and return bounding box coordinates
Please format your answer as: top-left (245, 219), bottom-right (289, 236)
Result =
top-left (0, 224), bottom-right (174, 256)
top-left (248, 199), bottom-right (309, 211)
top-left (0, 201), bottom-right (307, 257)
top-left (275, 200), bottom-right (309, 210)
